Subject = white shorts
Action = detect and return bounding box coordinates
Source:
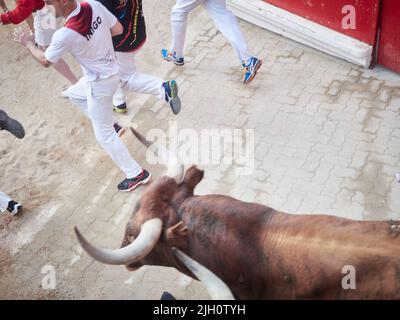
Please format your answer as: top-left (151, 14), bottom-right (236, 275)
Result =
top-left (34, 6), bottom-right (62, 47)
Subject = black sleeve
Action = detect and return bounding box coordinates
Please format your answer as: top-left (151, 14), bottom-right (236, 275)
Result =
top-left (96, 0), bottom-right (114, 13)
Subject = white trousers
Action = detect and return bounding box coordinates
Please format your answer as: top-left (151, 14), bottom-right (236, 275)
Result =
top-left (170, 0), bottom-right (252, 63)
top-left (0, 191), bottom-right (11, 213)
top-left (113, 52), bottom-right (165, 106)
top-left (67, 75), bottom-right (143, 179)
top-left (34, 6), bottom-right (62, 47)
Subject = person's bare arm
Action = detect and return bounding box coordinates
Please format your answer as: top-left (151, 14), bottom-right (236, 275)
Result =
top-left (110, 20), bottom-right (123, 37)
top-left (14, 27), bottom-right (51, 67)
top-left (0, 0), bottom-right (35, 25)
top-left (0, 0), bottom-right (8, 12)
top-left (25, 13), bottom-right (34, 32)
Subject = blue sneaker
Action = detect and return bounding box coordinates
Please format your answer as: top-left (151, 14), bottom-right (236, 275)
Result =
top-left (163, 80), bottom-right (181, 115)
top-left (243, 57), bottom-right (263, 84)
top-left (161, 49), bottom-right (185, 66)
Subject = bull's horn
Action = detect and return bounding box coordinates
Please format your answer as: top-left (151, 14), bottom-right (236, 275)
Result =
top-left (130, 126), bottom-right (184, 183)
top-left (74, 218), bottom-right (162, 265)
top-left (172, 247), bottom-right (235, 300)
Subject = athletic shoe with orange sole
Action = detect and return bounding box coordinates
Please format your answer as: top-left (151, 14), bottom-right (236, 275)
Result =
top-left (243, 57), bottom-right (263, 84)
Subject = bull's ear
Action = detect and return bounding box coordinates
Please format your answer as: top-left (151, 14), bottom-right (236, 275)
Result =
top-left (183, 165), bottom-right (204, 189)
top-left (165, 221), bottom-right (189, 250)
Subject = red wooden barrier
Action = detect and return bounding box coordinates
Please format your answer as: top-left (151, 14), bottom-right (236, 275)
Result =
top-left (378, 0), bottom-right (400, 73)
top-left (262, 0), bottom-right (380, 45)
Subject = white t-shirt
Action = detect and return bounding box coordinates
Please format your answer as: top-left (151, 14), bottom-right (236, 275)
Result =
top-left (45, 1), bottom-right (119, 81)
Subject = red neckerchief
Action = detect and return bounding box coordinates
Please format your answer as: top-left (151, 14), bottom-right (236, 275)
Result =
top-left (64, 2), bottom-right (93, 39)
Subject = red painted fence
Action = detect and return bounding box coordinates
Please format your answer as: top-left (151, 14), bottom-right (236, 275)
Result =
top-left (378, 0), bottom-right (400, 73)
top-left (262, 0), bottom-right (380, 45)
top-left (262, 0), bottom-right (400, 73)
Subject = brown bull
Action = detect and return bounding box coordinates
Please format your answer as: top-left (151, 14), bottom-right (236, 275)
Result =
top-left (75, 128), bottom-right (400, 300)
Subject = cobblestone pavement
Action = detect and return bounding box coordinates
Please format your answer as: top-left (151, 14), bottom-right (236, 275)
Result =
top-left (0, 0), bottom-right (399, 299)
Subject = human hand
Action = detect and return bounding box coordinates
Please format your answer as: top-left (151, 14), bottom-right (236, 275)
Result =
top-left (13, 27), bottom-right (34, 47)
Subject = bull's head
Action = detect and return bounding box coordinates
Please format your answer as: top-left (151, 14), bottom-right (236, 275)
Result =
top-left (74, 128), bottom-right (234, 300)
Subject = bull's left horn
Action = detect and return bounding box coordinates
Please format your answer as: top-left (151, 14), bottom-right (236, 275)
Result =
top-left (130, 127), bottom-right (184, 183)
top-left (172, 248), bottom-right (235, 300)
top-left (74, 218), bottom-right (162, 265)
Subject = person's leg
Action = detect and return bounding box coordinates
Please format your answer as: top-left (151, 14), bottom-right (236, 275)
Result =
top-left (118, 52), bottom-right (164, 98)
top-left (166, 0), bottom-right (204, 58)
top-left (0, 192), bottom-right (11, 213)
top-left (203, 0), bottom-right (252, 63)
top-left (112, 83), bottom-right (127, 113)
top-left (67, 77), bottom-right (125, 135)
top-left (0, 192), bottom-right (22, 215)
top-left (112, 51), bottom-right (165, 113)
top-left (67, 77), bottom-right (90, 117)
top-left (34, 8), bottom-right (78, 85)
top-left (68, 77), bottom-right (127, 137)
top-left (117, 52), bottom-right (181, 114)
top-left (26, 14), bottom-right (34, 33)
top-left (87, 76), bottom-right (143, 180)
top-left (204, 0), bottom-right (262, 84)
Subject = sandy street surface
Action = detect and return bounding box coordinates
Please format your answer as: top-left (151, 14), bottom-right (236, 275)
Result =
top-left (1, 0), bottom-right (399, 299)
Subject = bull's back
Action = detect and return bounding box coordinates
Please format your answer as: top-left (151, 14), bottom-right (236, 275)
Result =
top-left (181, 197), bottom-right (400, 299)
top-left (265, 214), bottom-right (400, 299)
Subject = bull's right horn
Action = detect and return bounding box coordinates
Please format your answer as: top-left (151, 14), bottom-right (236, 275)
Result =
top-left (130, 127), bottom-right (184, 183)
top-left (172, 247), bottom-right (235, 300)
top-left (74, 218), bottom-right (162, 265)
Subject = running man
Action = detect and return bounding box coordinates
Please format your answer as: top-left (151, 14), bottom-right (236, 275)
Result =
top-left (1, 0), bottom-right (78, 86)
top-left (161, 0), bottom-right (262, 84)
top-left (14, 0), bottom-right (151, 192)
top-left (95, 0), bottom-right (181, 114)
